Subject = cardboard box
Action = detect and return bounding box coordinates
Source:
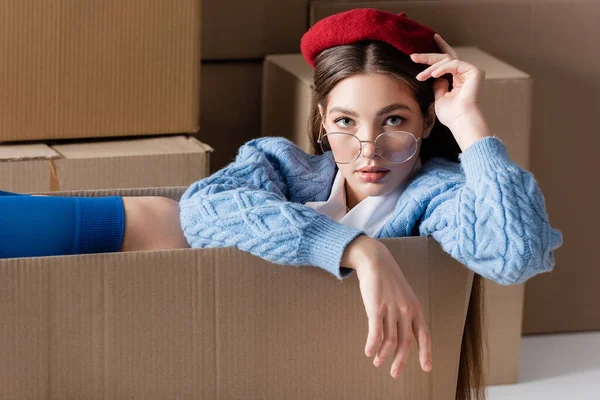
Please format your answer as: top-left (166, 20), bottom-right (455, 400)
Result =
top-left (202, 0), bottom-right (306, 60)
top-left (519, 2), bottom-right (597, 336)
top-left (0, 186), bottom-right (473, 400)
top-left (0, 0), bottom-right (202, 142)
top-left (200, 62), bottom-right (263, 172)
top-left (261, 48), bottom-right (532, 386)
top-left (0, 136), bottom-right (211, 193)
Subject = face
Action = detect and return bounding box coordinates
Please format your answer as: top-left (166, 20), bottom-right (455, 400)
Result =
top-left (320, 73), bottom-right (435, 207)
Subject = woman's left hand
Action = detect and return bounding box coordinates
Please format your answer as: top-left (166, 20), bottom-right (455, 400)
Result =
top-left (410, 34), bottom-right (491, 150)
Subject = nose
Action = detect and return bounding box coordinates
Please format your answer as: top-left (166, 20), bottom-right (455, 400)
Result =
top-left (358, 126), bottom-right (382, 160)
top-left (361, 141), bottom-right (379, 159)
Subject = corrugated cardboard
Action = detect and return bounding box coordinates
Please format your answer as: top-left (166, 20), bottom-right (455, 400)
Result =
top-left (0, 0), bottom-right (202, 142)
top-left (202, 0), bottom-right (306, 60)
top-left (0, 144), bottom-right (60, 193)
top-left (0, 136), bottom-right (211, 193)
top-left (200, 62), bottom-right (263, 171)
top-left (261, 47), bottom-right (532, 386)
top-left (0, 186), bottom-right (473, 400)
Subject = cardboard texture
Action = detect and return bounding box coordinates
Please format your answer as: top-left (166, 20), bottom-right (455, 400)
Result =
top-left (202, 0), bottom-right (306, 60)
top-left (0, 145), bottom-right (60, 193)
top-left (0, 136), bottom-right (211, 193)
top-left (200, 62), bottom-right (263, 172)
top-left (0, 186), bottom-right (474, 400)
top-left (261, 47), bottom-right (531, 386)
top-left (0, 0), bottom-right (202, 142)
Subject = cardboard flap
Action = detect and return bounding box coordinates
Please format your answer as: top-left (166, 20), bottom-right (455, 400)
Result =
top-left (455, 47), bottom-right (529, 80)
top-left (265, 54), bottom-right (314, 86)
top-left (40, 186), bottom-right (188, 201)
top-left (52, 136), bottom-right (211, 159)
top-left (0, 144), bottom-right (59, 162)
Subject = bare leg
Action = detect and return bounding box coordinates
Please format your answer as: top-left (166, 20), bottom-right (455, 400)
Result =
top-left (121, 197), bottom-right (190, 252)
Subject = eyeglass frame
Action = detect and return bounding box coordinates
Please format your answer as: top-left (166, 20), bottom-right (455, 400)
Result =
top-left (317, 126), bottom-right (422, 164)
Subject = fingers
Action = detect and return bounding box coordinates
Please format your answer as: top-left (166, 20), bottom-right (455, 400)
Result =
top-left (413, 312), bottom-right (433, 372)
top-left (365, 315), bottom-right (383, 358)
top-left (411, 33), bottom-right (457, 68)
top-left (411, 53), bottom-right (453, 67)
top-left (429, 59), bottom-right (462, 79)
top-left (415, 57), bottom-right (454, 81)
top-left (433, 78), bottom-right (450, 101)
top-left (433, 33), bottom-right (458, 57)
top-left (390, 317), bottom-right (413, 378)
top-left (374, 316), bottom-right (398, 368)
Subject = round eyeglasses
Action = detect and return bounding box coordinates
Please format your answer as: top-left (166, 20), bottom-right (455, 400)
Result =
top-left (317, 131), bottom-right (421, 164)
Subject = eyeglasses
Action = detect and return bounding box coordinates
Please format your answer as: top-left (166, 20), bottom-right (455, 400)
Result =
top-left (317, 130), bottom-right (421, 164)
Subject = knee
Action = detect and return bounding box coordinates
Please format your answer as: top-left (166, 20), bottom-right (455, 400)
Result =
top-left (121, 196), bottom-right (190, 252)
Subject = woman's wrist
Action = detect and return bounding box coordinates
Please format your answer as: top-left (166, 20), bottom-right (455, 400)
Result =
top-left (447, 108), bottom-right (492, 151)
top-left (341, 235), bottom-right (385, 272)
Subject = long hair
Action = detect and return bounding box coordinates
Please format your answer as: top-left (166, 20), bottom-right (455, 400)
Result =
top-left (308, 41), bottom-right (486, 400)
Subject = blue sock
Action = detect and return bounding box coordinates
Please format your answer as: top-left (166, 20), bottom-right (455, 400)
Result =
top-left (0, 193), bottom-right (125, 258)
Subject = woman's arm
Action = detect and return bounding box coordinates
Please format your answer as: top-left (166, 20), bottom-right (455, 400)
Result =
top-left (418, 137), bottom-right (562, 285)
top-left (179, 137), bottom-right (364, 278)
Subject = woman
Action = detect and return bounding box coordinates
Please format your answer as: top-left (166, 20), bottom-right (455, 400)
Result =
top-left (179, 9), bottom-right (562, 400)
top-left (1, 8), bottom-right (561, 399)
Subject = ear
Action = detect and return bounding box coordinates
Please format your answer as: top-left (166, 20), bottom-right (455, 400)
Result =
top-left (422, 104), bottom-right (436, 139)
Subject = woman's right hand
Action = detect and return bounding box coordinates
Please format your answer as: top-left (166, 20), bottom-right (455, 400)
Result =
top-left (341, 235), bottom-right (432, 378)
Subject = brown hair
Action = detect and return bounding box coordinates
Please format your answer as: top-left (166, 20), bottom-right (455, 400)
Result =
top-left (308, 41), bottom-right (486, 400)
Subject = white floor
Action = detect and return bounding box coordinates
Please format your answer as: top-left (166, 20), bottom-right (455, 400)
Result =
top-left (487, 331), bottom-right (600, 399)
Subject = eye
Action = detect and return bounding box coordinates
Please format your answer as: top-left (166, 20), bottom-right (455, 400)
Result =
top-left (334, 117), bottom-right (355, 128)
top-left (385, 116), bottom-right (405, 126)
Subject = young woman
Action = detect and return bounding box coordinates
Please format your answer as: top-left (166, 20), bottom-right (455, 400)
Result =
top-left (1, 8), bottom-right (561, 399)
top-left (178, 9), bottom-right (562, 400)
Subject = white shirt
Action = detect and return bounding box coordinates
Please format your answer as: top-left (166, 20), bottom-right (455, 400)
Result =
top-left (305, 169), bottom-right (405, 237)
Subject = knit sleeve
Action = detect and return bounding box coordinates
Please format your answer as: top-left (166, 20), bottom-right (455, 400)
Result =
top-left (179, 137), bottom-right (364, 279)
top-left (418, 137), bottom-right (563, 285)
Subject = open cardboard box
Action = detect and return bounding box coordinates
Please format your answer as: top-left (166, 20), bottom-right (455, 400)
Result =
top-left (0, 187), bottom-right (473, 399)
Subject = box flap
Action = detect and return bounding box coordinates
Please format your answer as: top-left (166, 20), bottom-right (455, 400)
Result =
top-left (40, 186), bottom-right (188, 201)
top-left (455, 47), bottom-right (530, 80)
top-left (52, 136), bottom-right (211, 159)
top-left (0, 144), bottom-right (59, 162)
top-left (265, 54), bottom-right (314, 86)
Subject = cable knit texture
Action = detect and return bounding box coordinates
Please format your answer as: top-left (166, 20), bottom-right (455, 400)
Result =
top-left (180, 136), bottom-right (562, 285)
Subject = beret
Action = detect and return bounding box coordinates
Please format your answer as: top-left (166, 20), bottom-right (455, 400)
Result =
top-left (301, 8), bottom-right (438, 68)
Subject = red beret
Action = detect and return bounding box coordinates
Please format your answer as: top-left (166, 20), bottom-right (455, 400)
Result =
top-left (301, 8), bottom-right (438, 68)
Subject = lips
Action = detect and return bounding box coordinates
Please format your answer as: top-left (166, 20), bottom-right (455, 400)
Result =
top-left (357, 167), bottom-right (389, 173)
top-left (356, 166), bottom-right (389, 183)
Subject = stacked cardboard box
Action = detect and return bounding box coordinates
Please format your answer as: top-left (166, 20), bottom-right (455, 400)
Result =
top-left (0, 136), bottom-right (212, 193)
top-left (262, 47), bottom-right (532, 386)
top-left (0, 0), bottom-right (206, 189)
